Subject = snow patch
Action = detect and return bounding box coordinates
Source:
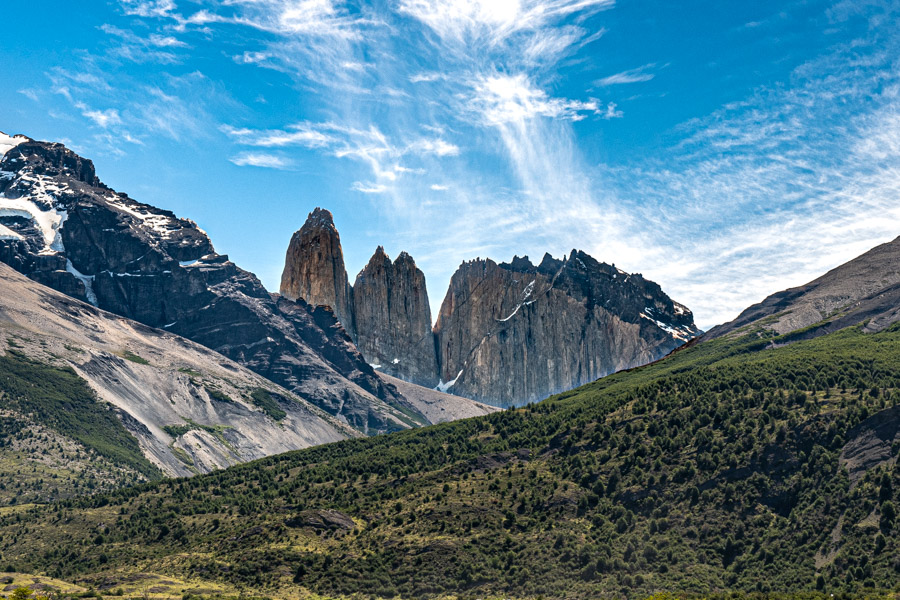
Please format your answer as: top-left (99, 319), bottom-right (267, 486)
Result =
top-left (496, 280), bottom-right (536, 322)
top-left (179, 259), bottom-right (200, 267)
top-left (0, 197), bottom-right (66, 249)
top-left (0, 132), bottom-right (27, 159)
top-left (436, 370), bottom-right (463, 393)
top-left (0, 223), bottom-right (22, 240)
top-left (392, 358), bottom-right (400, 365)
top-left (65, 260), bottom-right (98, 306)
top-left (640, 312), bottom-right (693, 342)
top-left (369, 363), bottom-right (382, 370)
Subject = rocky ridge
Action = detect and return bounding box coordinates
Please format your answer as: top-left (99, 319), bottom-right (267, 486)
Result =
top-left (0, 261), bottom-right (356, 478)
top-left (705, 235), bottom-right (900, 341)
top-left (0, 133), bottom-right (485, 435)
top-left (281, 210), bottom-right (700, 407)
top-left (352, 246), bottom-right (439, 387)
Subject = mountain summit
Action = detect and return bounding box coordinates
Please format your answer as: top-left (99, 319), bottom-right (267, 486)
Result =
top-left (280, 211), bottom-right (701, 406)
top-left (280, 208), bottom-right (355, 338)
top-left (0, 135), bottom-right (490, 435)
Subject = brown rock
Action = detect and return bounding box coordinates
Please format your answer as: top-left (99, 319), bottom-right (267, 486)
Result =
top-left (280, 208), bottom-right (355, 337)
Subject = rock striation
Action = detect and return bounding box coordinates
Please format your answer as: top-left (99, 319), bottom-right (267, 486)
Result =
top-left (281, 211), bottom-right (701, 408)
top-left (280, 208), bottom-right (355, 337)
top-left (0, 135), bottom-right (430, 435)
top-left (352, 246), bottom-right (439, 387)
top-left (433, 252), bottom-right (699, 406)
top-left (0, 261), bottom-right (356, 478)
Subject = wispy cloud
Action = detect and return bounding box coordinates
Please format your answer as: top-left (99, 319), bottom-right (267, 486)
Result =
top-left (100, 24), bottom-right (187, 64)
top-left (471, 74), bottom-right (600, 124)
top-left (223, 121), bottom-right (460, 189)
top-left (352, 181), bottom-right (388, 194)
top-left (396, 0), bottom-right (613, 47)
top-left (595, 63), bottom-right (655, 86)
top-left (230, 152), bottom-right (294, 169)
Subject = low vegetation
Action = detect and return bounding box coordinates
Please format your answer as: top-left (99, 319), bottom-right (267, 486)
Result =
top-left (1, 325), bottom-right (899, 599)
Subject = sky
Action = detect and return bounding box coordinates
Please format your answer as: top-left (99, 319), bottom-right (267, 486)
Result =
top-left (2, 0), bottom-right (899, 330)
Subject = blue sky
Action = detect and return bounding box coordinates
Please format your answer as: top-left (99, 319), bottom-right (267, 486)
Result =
top-left (2, 0), bottom-right (899, 329)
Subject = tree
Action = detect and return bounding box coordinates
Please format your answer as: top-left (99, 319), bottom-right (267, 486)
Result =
top-left (11, 587), bottom-right (31, 600)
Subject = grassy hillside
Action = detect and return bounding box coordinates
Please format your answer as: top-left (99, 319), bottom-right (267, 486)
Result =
top-left (0, 325), bottom-right (899, 599)
top-left (0, 349), bottom-right (161, 504)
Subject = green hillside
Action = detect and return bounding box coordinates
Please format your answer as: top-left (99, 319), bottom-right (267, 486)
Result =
top-left (1, 324), bottom-right (898, 599)
top-left (0, 349), bottom-right (161, 505)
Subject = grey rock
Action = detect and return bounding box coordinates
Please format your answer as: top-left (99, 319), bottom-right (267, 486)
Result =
top-left (352, 246), bottom-right (439, 387)
top-left (434, 251), bottom-right (699, 406)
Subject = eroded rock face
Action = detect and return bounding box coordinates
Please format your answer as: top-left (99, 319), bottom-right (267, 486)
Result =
top-left (352, 247), bottom-right (439, 387)
top-left (280, 208), bottom-right (355, 337)
top-left (0, 139), bottom-right (424, 435)
top-left (433, 252), bottom-right (700, 406)
top-left (280, 209), bottom-right (701, 408)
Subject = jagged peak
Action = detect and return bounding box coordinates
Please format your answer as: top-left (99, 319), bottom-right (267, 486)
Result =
top-left (302, 207), bottom-right (337, 231)
top-left (395, 250), bottom-right (416, 265)
top-left (501, 255), bottom-right (535, 272)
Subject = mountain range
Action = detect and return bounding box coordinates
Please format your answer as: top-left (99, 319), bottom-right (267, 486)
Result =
top-left (1, 130), bottom-right (899, 599)
top-left (1, 222), bottom-right (898, 598)
top-left (281, 208), bottom-right (699, 407)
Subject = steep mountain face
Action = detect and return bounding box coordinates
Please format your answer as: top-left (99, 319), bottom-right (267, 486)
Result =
top-left (352, 246), bottom-right (439, 387)
top-left (0, 135), bottom-right (429, 435)
top-left (0, 261), bottom-right (355, 485)
top-left (281, 212), bottom-right (700, 407)
top-left (280, 208), bottom-right (355, 337)
top-left (434, 251), bottom-right (699, 406)
top-left (705, 235), bottom-right (900, 341)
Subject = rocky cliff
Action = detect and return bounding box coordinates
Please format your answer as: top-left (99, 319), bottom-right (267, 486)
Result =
top-left (0, 134), bottom-right (428, 434)
top-left (352, 246), bottom-right (439, 387)
top-left (281, 209), bottom-right (700, 407)
top-left (434, 251), bottom-right (699, 406)
top-left (280, 208), bottom-right (355, 337)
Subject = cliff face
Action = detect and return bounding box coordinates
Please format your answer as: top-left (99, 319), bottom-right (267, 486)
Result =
top-left (0, 138), bottom-right (425, 435)
top-left (280, 208), bottom-right (355, 337)
top-left (433, 252), bottom-right (699, 407)
top-left (280, 207), bottom-right (700, 408)
top-left (352, 247), bottom-right (439, 387)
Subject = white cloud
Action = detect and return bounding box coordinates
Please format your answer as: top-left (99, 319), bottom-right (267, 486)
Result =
top-left (397, 0), bottom-right (613, 45)
top-left (352, 181), bottom-right (388, 193)
top-left (224, 121), bottom-right (460, 184)
top-left (471, 73), bottom-right (599, 125)
top-left (408, 138), bottom-right (460, 157)
top-left (221, 123), bottom-right (334, 148)
top-left (430, 184), bottom-right (449, 191)
top-left (602, 101), bottom-right (622, 119)
top-left (79, 106), bottom-right (122, 128)
top-left (120, 0), bottom-right (176, 18)
top-left (229, 152), bottom-right (294, 169)
top-left (595, 64), bottom-right (655, 86)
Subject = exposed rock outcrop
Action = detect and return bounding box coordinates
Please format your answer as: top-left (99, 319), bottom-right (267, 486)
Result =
top-left (433, 252), bottom-right (699, 406)
top-left (0, 136), bottom-right (426, 435)
top-left (705, 235), bottom-right (900, 341)
top-left (280, 208), bottom-right (355, 337)
top-left (281, 209), bottom-right (700, 408)
top-left (0, 261), bottom-right (356, 478)
top-left (352, 246), bottom-right (439, 387)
